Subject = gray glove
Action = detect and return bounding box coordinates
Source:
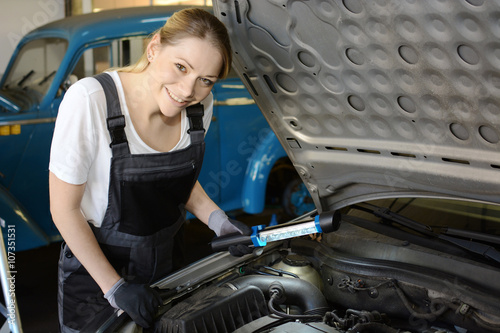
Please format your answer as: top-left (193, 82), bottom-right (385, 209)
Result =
top-left (208, 210), bottom-right (254, 256)
top-left (208, 209), bottom-right (252, 236)
top-left (104, 278), bottom-right (162, 328)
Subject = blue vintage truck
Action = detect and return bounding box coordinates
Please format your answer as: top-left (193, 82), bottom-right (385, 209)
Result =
top-left (0, 6), bottom-right (313, 251)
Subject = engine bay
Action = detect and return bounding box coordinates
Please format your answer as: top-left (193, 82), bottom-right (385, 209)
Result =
top-left (152, 225), bottom-right (500, 333)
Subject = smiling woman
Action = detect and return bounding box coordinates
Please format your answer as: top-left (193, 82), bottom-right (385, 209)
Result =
top-left (48, 7), bottom-right (251, 332)
top-left (119, 36), bottom-right (223, 152)
top-left (135, 36), bottom-right (222, 122)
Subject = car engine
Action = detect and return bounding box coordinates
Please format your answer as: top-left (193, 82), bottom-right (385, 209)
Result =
top-left (153, 229), bottom-right (500, 333)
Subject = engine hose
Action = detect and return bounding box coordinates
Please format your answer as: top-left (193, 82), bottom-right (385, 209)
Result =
top-left (225, 275), bottom-right (329, 316)
top-left (393, 281), bottom-right (500, 332)
top-left (471, 312), bottom-right (500, 332)
top-left (392, 280), bottom-right (450, 319)
top-left (267, 294), bottom-right (323, 320)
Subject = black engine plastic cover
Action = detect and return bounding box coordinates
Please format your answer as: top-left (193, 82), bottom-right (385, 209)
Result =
top-left (156, 285), bottom-right (268, 333)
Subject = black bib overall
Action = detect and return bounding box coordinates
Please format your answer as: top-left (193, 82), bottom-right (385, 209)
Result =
top-left (57, 73), bottom-right (205, 331)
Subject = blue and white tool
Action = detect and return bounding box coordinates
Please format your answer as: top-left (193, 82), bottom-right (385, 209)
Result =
top-left (211, 211), bottom-right (341, 252)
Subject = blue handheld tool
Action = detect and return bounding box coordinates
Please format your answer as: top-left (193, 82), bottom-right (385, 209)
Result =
top-left (211, 211), bottom-right (340, 252)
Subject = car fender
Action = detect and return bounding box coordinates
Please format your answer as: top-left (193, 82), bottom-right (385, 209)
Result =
top-left (0, 185), bottom-right (49, 251)
top-left (242, 131), bottom-right (287, 214)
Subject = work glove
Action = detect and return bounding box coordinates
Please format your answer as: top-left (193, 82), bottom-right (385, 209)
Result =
top-left (104, 278), bottom-right (162, 328)
top-left (208, 209), bottom-right (254, 256)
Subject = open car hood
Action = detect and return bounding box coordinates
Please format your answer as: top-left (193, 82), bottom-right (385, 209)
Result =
top-left (214, 0), bottom-right (500, 212)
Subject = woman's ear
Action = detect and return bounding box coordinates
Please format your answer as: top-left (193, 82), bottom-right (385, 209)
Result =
top-left (147, 33), bottom-right (161, 61)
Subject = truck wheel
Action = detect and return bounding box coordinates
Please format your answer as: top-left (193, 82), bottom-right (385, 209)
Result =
top-left (281, 177), bottom-right (315, 218)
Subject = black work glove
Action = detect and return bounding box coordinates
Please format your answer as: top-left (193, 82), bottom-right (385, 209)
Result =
top-left (228, 243), bottom-right (254, 256)
top-left (208, 209), bottom-right (254, 256)
top-left (104, 278), bottom-right (162, 328)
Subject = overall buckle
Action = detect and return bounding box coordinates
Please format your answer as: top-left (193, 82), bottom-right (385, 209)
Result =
top-left (106, 115), bottom-right (126, 147)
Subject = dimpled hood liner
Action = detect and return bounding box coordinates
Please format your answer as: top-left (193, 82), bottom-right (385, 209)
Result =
top-left (214, 0), bottom-right (500, 211)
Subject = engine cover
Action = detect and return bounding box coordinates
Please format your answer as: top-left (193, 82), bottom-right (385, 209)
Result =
top-left (156, 285), bottom-right (268, 333)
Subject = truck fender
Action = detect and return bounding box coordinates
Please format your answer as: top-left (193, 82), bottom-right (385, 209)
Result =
top-left (242, 131), bottom-right (287, 214)
top-left (0, 185), bottom-right (49, 251)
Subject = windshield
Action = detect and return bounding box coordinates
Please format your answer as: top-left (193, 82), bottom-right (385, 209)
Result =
top-left (348, 197), bottom-right (500, 236)
top-left (342, 197), bottom-right (500, 267)
top-left (3, 38), bottom-right (68, 102)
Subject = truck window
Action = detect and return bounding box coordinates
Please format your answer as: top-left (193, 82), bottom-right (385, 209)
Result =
top-left (70, 36), bottom-right (149, 82)
top-left (3, 38), bottom-right (68, 102)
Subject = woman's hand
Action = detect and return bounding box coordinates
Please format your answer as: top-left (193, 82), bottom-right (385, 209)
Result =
top-left (186, 182), bottom-right (253, 256)
top-left (207, 209), bottom-right (252, 236)
top-left (208, 209), bottom-right (254, 256)
top-left (105, 278), bottom-right (162, 328)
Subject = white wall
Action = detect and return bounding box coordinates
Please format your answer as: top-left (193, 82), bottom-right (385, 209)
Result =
top-left (0, 0), bottom-right (65, 76)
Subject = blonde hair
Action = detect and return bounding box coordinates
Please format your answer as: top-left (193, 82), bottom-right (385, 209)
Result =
top-left (117, 8), bottom-right (232, 79)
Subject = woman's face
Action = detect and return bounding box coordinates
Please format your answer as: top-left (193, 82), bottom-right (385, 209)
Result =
top-left (146, 36), bottom-right (223, 118)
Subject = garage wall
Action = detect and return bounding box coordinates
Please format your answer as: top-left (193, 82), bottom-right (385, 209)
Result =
top-left (0, 0), bottom-right (65, 76)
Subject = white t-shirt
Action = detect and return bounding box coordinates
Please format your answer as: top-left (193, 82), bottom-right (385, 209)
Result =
top-left (49, 71), bottom-right (213, 227)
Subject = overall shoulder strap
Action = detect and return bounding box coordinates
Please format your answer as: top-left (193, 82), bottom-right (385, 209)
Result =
top-left (93, 73), bottom-right (130, 156)
top-left (186, 103), bottom-right (205, 144)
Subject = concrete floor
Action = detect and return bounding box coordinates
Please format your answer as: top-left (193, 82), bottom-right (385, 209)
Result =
top-left (12, 209), bottom-right (280, 332)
